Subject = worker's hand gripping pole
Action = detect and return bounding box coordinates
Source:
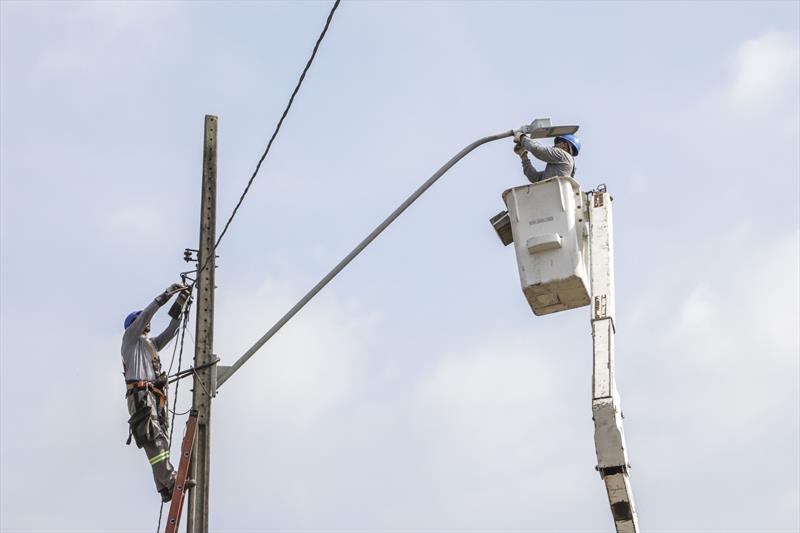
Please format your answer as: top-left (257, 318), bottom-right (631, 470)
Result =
top-left (588, 187), bottom-right (639, 532)
top-left (216, 128), bottom-right (517, 389)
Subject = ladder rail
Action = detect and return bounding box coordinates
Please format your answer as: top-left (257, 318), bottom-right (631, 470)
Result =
top-left (165, 411), bottom-right (199, 533)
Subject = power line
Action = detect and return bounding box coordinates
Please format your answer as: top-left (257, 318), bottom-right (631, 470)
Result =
top-left (154, 3), bottom-right (342, 527)
top-left (215, 0), bottom-right (341, 250)
top-left (156, 306), bottom-right (193, 533)
top-left (193, 0), bottom-right (342, 286)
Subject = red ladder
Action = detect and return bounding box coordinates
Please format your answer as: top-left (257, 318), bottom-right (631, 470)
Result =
top-left (164, 410), bottom-right (198, 533)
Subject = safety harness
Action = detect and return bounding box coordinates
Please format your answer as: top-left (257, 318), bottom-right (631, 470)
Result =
top-left (125, 340), bottom-right (167, 446)
top-left (126, 381), bottom-right (167, 407)
top-left (124, 340), bottom-right (166, 405)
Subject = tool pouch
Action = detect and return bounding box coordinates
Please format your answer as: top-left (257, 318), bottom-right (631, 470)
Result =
top-left (168, 292), bottom-right (191, 319)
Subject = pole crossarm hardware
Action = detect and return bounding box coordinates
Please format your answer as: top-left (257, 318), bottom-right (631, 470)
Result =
top-left (216, 129), bottom-right (516, 388)
top-left (167, 357), bottom-right (220, 385)
top-left (588, 186), bottom-right (639, 532)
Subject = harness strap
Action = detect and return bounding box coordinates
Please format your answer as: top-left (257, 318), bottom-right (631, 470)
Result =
top-left (126, 381), bottom-right (167, 409)
top-left (144, 340), bottom-right (161, 374)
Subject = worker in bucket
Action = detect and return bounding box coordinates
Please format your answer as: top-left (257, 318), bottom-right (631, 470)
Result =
top-left (513, 131), bottom-right (581, 183)
top-left (121, 282), bottom-right (191, 503)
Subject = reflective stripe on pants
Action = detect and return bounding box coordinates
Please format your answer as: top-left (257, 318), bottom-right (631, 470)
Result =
top-left (149, 450), bottom-right (170, 465)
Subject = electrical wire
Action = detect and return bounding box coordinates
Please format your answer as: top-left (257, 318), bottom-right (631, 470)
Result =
top-left (214, 0), bottom-right (341, 251)
top-left (153, 3), bottom-right (341, 528)
top-left (192, 0), bottom-right (341, 287)
top-left (166, 325), bottom-right (181, 376)
top-left (167, 306), bottom-right (193, 445)
top-left (156, 305), bottom-right (193, 533)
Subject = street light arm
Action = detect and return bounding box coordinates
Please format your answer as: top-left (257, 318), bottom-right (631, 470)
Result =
top-left (217, 129), bottom-right (515, 389)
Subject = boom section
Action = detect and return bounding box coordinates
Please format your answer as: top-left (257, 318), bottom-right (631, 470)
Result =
top-left (588, 187), bottom-right (639, 532)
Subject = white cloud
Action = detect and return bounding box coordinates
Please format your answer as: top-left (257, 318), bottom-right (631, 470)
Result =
top-left (726, 31), bottom-right (800, 110)
top-left (418, 340), bottom-right (560, 453)
top-left (411, 336), bottom-right (598, 525)
top-left (667, 228), bottom-right (798, 367)
top-left (635, 227), bottom-right (799, 439)
top-left (214, 278), bottom-right (375, 428)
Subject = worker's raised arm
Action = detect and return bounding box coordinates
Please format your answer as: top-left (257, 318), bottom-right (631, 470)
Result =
top-left (152, 288), bottom-right (190, 349)
top-left (123, 299), bottom-right (160, 342)
top-left (151, 317), bottom-right (181, 351)
top-left (122, 283), bottom-right (186, 343)
top-left (521, 137), bottom-right (572, 164)
top-left (521, 156), bottom-right (543, 183)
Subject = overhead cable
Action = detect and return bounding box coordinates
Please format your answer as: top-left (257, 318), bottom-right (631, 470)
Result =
top-left (197, 0), bottom-right (342, 285)
top-left (215, 0), bottom-right (340, 250)
top-left (156, 307), bottom-right (192, 533)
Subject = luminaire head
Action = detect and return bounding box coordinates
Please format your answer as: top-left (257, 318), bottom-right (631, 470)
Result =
top-left (519, 117), bottom-right (580, 139)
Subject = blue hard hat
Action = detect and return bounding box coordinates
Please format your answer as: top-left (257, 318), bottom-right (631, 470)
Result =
top-left (555, 134), bottom-right (581, 156)
top-left (124, 311), bottom-right (142, 330)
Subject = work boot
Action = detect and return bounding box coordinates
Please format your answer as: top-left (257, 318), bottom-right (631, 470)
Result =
top-left (160, 473), bottom-right (177, 503)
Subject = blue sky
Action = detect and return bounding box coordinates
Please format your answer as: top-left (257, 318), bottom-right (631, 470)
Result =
top-left (1, 1), bottom-right (798, 531)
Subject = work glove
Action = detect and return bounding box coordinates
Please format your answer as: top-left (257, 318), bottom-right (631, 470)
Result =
top-left (165, 282), bottom-right (189, 296)
top-left (513, 142), bottom-right (527, 158)
top-left (513, 130), bottom-right (526, 144)
top-left (156, 283), bottom-right (188, 306)
top-left (154, 372), bottom-right (168, 391)
top-left (168, 290), bottom-right (193, 320)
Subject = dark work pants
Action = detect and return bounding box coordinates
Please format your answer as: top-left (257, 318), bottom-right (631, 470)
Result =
top-left (127, 389), bottom-right (176, 493)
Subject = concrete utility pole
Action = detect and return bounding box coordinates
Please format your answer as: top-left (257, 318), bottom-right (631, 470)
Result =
top-left (186, 115), bottom-right (218, 532)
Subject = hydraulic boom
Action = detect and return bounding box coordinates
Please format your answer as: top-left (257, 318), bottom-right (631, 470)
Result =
top-left (587, 186), bottom-right (639, 531)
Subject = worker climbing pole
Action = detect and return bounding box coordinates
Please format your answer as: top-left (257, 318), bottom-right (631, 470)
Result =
top-left (120, 282), bottom-right (192, 502)
top-left (121, 2), bottom-right (342, 529)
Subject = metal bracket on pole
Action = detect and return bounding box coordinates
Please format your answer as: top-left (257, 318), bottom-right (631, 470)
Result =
top-left (167, 357), bottom-right (220, 385)
top-left (216, 365), bottom-right (233, 388)
top-left (588, 187), bottom-right (639, 532)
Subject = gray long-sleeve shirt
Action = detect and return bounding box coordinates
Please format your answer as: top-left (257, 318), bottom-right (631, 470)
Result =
top-left (121, 297), bottom-right (180, 382)
top-left (520, 138), bottom-right (575, 183)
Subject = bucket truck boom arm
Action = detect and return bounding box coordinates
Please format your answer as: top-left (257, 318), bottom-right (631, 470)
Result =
top-left (588, 186), bottom-right (639, 532)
